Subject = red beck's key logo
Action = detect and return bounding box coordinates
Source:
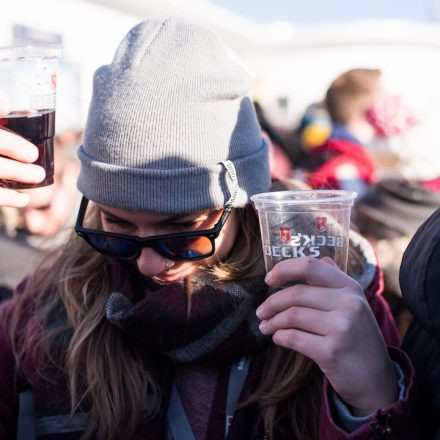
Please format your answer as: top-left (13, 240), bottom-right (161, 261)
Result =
top-left (315, 217), bottom-right (328, 232)
top-left (279, 227), bottom-right (291, 243)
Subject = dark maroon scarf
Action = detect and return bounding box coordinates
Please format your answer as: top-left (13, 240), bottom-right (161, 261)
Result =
top-left (105, 263), bottom-right (270, 366)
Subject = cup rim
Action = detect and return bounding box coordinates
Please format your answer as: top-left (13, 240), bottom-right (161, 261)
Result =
top-left (250, 189), bottom-right (358, 205)
top-left (0, 45), bottom-right (62, 61)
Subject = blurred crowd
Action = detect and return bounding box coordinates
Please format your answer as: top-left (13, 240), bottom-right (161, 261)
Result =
top-left (257, 68), bottom-right (440, 335)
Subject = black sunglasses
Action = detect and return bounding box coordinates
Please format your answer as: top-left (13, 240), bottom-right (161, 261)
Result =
top-left (75, 197), bottom-right (233, 262)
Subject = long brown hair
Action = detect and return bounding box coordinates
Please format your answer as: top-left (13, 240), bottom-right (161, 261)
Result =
top-left (5, 202), bottom-right (323, 440)
top-left (223, 206), bottom-right (323, 439)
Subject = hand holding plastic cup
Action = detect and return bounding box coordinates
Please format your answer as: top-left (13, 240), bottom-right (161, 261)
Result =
top-left (251, 190), bottom-right (357, 278)
top-left (0, 45), bottom-right (61, 189)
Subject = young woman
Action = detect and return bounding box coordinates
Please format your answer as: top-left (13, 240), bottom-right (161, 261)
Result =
top-left (0, 17), bottom-right (416, 440)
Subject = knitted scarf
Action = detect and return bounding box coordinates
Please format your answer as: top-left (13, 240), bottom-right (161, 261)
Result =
top-left (105, 263), bottom-right (270, 366)
top-left (15, 263), bottom-right (271, 440)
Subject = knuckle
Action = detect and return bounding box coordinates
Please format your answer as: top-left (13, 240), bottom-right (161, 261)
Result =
top-left (285, 331), bottom-right (298, 349)
top-left (301, 256), bottom-right (321, 275)
top-left (272, 330), bottom-right (282, 345)
top-left (274, 259), bottom-right (294, 281)
top-left (272, 260), bottom-right (285, 276)
top-left (286, 307), bottom-right (299, 324)
top-left (273, 330), bottom-right (295, 349)
top-left (334, 316), bottom-right (352, 335)
top-left (342, 294), bottom-right (366, 317)
top-left (347, 277), bottom-right (363, 292)
top-left (303, 256), bottom-right (318, 268)
top-left (261, 296), bottom-right (273, 312)
top-left (290, 283), bottom-right (304, 298)
top-left (263, 293), bottom-right (280, 312)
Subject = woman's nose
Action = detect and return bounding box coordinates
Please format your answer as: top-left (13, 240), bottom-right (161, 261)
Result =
top-left (136, 246), bottom-right (168, 277)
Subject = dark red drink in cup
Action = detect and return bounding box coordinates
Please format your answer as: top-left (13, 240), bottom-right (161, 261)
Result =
top-left (0, 45), bottom-right (61, 189)
top-left (0, 109), bottom-right (56, 189)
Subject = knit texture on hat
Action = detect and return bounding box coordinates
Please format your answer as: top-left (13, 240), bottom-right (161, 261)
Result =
top-left (77, 16), bottom-right (270, 213)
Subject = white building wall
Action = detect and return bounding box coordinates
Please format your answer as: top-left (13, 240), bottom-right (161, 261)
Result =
top-left (1, 0), bottom-right (140, 131)
top-left (251, 42), bottom-right (440, 128)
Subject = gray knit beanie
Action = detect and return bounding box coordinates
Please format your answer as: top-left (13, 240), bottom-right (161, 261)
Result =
top-left (77, 16), bottom-right (270, 213)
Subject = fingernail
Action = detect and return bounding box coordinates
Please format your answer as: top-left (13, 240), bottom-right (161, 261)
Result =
top-left (34, 166), bottom-right (46, 182)
top-left (26, 145), bottom-right (39, 162)
top-left (264, 271), bottom-right (272, 284)
top-left (256, 306), bottom-right (263, 319)
top-left (259, 321), bottom-right (267, 334)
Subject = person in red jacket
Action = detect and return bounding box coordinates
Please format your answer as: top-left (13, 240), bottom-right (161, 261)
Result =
top-left (0, 17), bottom-right (416, 440)
top-left (304, 69), bottom-right (382, 196)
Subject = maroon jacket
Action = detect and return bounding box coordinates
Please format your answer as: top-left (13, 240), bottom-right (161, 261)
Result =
top-left (0, 263), bottom-right (417, 439)
top-left (320, 279), bottom-right (417, 439)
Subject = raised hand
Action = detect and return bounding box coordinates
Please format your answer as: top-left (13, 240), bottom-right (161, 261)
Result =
top-left (0, 127), bottom-right (46, 207)
top-left (257, 256), bottom-right (398, 416)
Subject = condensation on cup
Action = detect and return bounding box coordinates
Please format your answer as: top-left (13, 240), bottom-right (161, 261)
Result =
top-left (251, 190), bottom-right (357, 274)
top-left (0, 45), bottom-right (62, 189)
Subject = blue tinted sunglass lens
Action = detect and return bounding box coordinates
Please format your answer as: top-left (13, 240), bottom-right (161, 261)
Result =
top-left (158, 236), bottom-right (213, 260)
top-left (88, 234), bottom-right (138, 258)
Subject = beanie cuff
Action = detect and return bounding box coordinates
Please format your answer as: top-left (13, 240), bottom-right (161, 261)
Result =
top-left (77, 139), bottom-right (270, 214)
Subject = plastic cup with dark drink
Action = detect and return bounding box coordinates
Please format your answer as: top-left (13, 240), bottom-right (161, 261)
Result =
top-left (251, 190), bottom-right (357, 290)
top-left (0, 45), bottom-right (61, 189)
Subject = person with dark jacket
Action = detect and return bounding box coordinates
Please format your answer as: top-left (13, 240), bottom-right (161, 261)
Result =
top-left (400, 207), bottom-right (440, 439)
top-left (352, 179), bottom-right (440, 299)
top-left (0, 17), bottom-right (417, 440)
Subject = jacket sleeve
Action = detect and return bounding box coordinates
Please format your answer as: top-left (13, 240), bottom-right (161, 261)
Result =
top-left (0, 300), bottom-right (19, 439)
top-left (319, 269), bottom-right (419, 439)
top-left (320, 348), bottom-right (417, 439)
top-left (0, 277), bottom-right (34, 439)
top-left (365, 271), bottom-right (401, 348)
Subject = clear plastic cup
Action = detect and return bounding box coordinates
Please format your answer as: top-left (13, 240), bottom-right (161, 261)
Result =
top-left (0, 45), bottom-right (62, 189)
top-left (251, 190), bottom-right (357, 274)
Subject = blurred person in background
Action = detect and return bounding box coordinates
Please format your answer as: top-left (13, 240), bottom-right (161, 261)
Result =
top-left (1, 131), bottom-right (81, 244)
top-left (0, 131), bottom-right (81, 300)
top-left (352, 102), bottom-right (440, 333)
top-left (0, 117), bottom-right (47, 302)
top-left (363, 92), bottom-right (416, 179)
top-left (0, 121), bottom-right (46, 208)
top-left (298, 69), bottom-right (384, 196)
top-left (253, 101), bottom-right (295, 181)
top-left (0, 17), bottom-right (417, 440)
top-left (297, 102), bottom-right (333, 154)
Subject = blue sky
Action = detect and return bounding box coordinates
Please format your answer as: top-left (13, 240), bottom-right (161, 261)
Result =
top-left (210, 0), bottom-right (440, 24)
